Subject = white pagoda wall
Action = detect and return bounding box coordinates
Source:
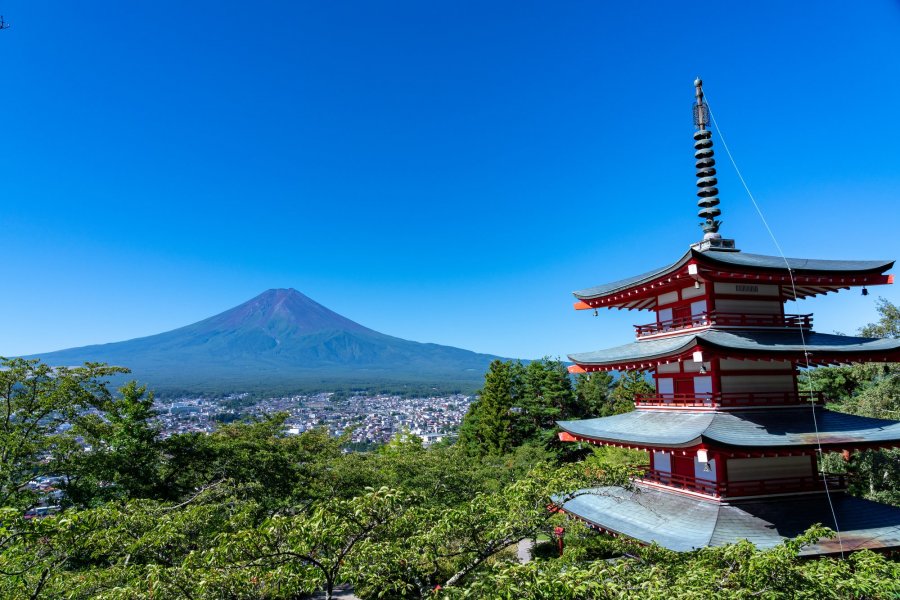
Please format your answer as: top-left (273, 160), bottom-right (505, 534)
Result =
top-left (718, 359), bottom-right (795, 394)
top-left (727, 455), bottom-right (813, 482)
top-left (719, 375), bottom-right (795, 393)
top-left (714, 299), bottom-right (782, 314)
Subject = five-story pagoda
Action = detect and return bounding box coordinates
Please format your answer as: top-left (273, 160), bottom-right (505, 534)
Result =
top-left (556, 78), bottom-right (900, 556)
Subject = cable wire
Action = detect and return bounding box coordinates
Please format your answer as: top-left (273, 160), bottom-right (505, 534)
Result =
top-left (704, 95), bottom-right (845, 558)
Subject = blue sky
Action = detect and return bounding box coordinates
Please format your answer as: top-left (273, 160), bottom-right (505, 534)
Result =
top-left (2, 1), bottom-right (899, 360)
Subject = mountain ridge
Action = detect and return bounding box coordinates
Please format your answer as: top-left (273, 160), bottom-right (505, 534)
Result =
top-left (28, 289), bottom-right (506, 395)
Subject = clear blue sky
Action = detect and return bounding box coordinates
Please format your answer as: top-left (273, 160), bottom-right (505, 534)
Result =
top-left (2, 1), bottom-right (899, 360)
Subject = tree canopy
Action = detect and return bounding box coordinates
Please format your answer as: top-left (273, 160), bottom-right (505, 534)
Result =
top-left (2, 341), bottom-right (900, 599)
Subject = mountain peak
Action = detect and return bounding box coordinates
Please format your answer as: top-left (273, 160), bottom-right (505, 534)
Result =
top-left (30, 288), bottom-right (504, 395)
top-left (206, 289), bottom-right (372, 336)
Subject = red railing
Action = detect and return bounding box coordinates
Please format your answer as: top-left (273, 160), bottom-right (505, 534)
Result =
top-left (640, 470), bottom-right (845, 498)
top-left (634, 312), bottom-right (813, 337)
top-left (640, 470), bottom-right (719, 495)
top-left (635, 390), bottom-right (827, 408)
top-left (722, 474), bottom-right (846, 497)
top-left (634, 313), bottom-right (711, 337)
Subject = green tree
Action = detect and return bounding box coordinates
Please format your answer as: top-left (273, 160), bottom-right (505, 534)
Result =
top-left (0, 358), bottom-right (127, 509)
top-left (160, 417), bottom-right (347, 507)
top-left (440, 524), bottom-right (900, 599)
top-left (60, 381), bottom-right (163, 505)
top-left (207, 486), bottom-right (415, 600)
top-left (457, 360), bottom-right (523, 457)
top-left (516, 359), bottom-right (577, 445)
top-left (609, 370), bottom-right (653, 411)
top-left (574, 372), bottom-right (618, 416)
top-left (351, 460), bottom-right (631, 597)
top-left (860, 297), bottom-right (900, 339)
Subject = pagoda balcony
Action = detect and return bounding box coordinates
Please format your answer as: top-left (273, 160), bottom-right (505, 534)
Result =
top-left (634, 312), bottom-right (813, 338)
top-left (634, 390), bottom-right (826, 409)
top-left (639, 470), bottom-right (846, 499)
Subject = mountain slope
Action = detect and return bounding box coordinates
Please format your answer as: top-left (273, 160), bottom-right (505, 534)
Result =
top-left (30, 289), bottom-right (504, 395)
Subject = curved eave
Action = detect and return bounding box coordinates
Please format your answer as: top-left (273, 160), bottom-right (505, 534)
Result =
top-left (573, 251), bottom-right (692, 300)
top-left (568, 334), bottom-right (698, 371)
top-left (557, 408), bottom-right (900, 451)
top-left (560, 486), bottom-right (900, 555)
top-left (567, 330), bottom-right (900, 372)
top-left (697, 250), bottom-right (895, 276)
top-left (699, 330), bottom-right (900, 364)
top-left (557, 411), bottom-right (712, 449)
top-left (572, 249), bottom-right (894, 309)
top-left (704, 409), bottom-right (900, 449)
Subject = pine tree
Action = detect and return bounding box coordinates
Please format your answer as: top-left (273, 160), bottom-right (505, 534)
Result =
top-left (458, 360), bottom-right (522, 457)
top-left (518, 359), bottom-right (576, 443)
top-left (574, 371), bottom-right (616, 417)
top-left (609, 370), bottom-right (654, 413)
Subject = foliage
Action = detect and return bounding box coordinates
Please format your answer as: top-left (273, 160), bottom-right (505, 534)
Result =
top-left (349, 460), bottom-right (632, 598)
top-left (4, 349), bottom-right (900, 599)
top-left (205, 486), bottom-right (415, 600)
top-left (516, 359), bottom-right (579, 446)
top-left (58, 381), bottom-right (163, 505)
top-left (609, 370), bottom-right (654, 408)
top-left (443, 524), bottom-right (900, 599)
top-left (158, 415), bottom-right (347, 508)
top-left (573, 371), bottom-right (617, 416)
top-left (860, 298), bottom-right (900, 339)
top-left (0, 358), bottom-right (128, 509)
top-left (458, 360), bottom-right (648, 459)
top-left (457, 360), bottom-right (522, 457)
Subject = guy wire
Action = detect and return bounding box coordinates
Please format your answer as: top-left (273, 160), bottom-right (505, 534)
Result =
top-left (704, 94), bottom-right (845, 558)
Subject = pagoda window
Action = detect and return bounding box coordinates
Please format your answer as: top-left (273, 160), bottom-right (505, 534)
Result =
top-left (694, 456), bottom-right (717, 482)
top-left (657, 307), bottom-right (673, 323)
top-left (652, 451), bottom-right (671, 473)
top-left (658, 291), bottom-right (679, 306)
top-left (719, 359), bottom-right (792, 372)
top-left (690, 300), bottom-right (706, 317)
top-left (713, 282), bottom-right (781, 297)
top-left (681, 283), bottom-right (706, 300)
top-left (673, 378), bottom-right (693, 396)
top-left (727, 455), bottom-right (813, 482)
top-left (714, 298), bottom-right (782, 315)
top-left (657, 362), bottom-right (681, 374)
top-left (694, 376), bottom-right (713, 397)
top-left (657, 377), bottom-right (674, 396)
top-left (720, 374), bottom-right (795, 393)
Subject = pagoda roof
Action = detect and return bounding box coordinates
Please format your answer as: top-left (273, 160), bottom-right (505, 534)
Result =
top-left (560, 484), bottom-right (900, 555)
top-left (573, 248), bottom-right (894, 308)
top-left (568, 330), bottom-right (900, 370)
top-left (556, 407), bottom-right (900, 450)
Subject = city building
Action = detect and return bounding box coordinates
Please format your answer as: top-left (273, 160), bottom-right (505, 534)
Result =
top-left (556, 79), bottom-right (900, 555)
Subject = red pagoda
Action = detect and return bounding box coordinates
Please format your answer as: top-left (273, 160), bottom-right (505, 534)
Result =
top-left (556, 79), bottom-right (900, 555)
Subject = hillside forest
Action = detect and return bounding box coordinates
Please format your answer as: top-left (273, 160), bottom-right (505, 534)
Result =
top-left (2, 300), bottom-right (900, 599)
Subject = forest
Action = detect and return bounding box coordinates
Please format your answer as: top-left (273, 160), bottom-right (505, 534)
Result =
top-left (1, 301), bottom-right (899, 599)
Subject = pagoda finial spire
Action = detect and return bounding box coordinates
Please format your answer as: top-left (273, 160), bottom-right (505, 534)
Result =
top-left (693, 77), bottom-right (722, 240)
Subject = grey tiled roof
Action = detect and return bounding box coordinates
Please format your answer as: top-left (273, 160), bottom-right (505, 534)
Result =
top-left (573, 251), bottom-right (692, 300)
top-left (561, 484), bottom-right (900, 554)
top-left (557, 408), bottom-right (900, 449)
top-left (573, 248), bottom-right (894, 300)
top-left (700, 250), bottom-right (894, 274)
top-left (568, 330), bottom-right (900, 366)
top-left (558, 410), bottom-right (711, 447)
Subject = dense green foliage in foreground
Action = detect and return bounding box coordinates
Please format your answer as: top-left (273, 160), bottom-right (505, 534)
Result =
top-left (3, 301), bottom-right (900, 598)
